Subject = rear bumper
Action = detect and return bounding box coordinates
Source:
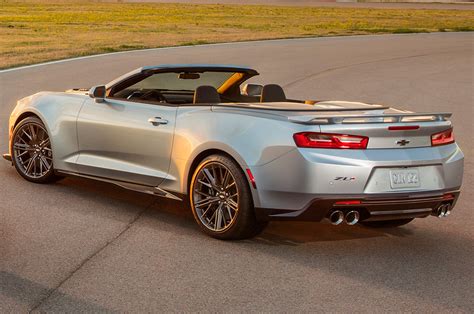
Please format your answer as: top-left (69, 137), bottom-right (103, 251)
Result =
top-left (255, 189), bottom-right (460, 222)
top-left (249, 143), bottom-right (464, 211)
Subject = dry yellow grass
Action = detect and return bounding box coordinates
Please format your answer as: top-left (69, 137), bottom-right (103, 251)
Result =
top-left (0, 0), bottom-right (473, 69)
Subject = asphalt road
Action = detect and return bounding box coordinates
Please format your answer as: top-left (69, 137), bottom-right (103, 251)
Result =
top-left (1, 33), bottom-right (473, 312)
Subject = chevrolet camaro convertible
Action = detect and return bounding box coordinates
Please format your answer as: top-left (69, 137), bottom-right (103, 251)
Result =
top-left (3, 64), bottom-right (464, 239)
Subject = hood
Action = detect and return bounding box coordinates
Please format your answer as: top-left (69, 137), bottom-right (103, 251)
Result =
top-left (65, 88), bottom-right (89, 95)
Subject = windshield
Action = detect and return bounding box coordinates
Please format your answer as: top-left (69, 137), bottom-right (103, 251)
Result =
top-left (126, 71), bottom-right (235, 91)
top-left (109, 69), bottom-right (252, 104)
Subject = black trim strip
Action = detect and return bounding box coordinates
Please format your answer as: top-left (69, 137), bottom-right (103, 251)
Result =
top-left (254, 189), bottom-right (461, 222)
top-left (56, 170), bottom-right (182, 201)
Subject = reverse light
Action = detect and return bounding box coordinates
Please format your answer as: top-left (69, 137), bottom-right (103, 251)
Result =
top-left (293, 132), bottom-right (368, 149)
top-left (431, 128), bottom-right (455, 147)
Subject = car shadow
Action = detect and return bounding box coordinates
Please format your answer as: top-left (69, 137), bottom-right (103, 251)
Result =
top-left (141, 194), bottom-right (473, 311)
top-left (251, 221), bottom-right (413, 246)
top-left (55, 176), bottom-right (407, 245)
top-left (13, 175), bottom-right (471, 312)
top-left (135, 185), bottom-right (472, 312)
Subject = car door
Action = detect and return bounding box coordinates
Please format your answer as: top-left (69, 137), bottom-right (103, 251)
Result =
top-left (75, 97), bottom-right (177, 187)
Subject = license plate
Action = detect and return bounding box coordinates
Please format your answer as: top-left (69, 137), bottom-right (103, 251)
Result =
top-left (389, 169), bottom-right (420, 189)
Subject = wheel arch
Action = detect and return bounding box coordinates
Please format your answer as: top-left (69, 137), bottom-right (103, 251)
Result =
top-left (14, 111), bottom-right (44, 129)
top-left (186, 148), bottom-right (247, 195)
top-left (10, 110), bottom-right (51, 153)
top-left (185, 147), bottom-right (264, 225)
top-left (9, 110), bottom-right (61, 183)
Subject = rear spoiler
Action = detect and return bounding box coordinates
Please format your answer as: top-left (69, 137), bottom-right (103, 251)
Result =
top-left (288, 112), bottom-right (452, 125)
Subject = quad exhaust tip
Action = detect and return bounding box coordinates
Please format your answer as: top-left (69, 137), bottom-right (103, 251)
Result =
top-left (435, 203), bottom-right (452, 218)
top-left (329, 210), bottom-right (344, 225)
top-left (345, 210), bottom-right (360, 225)
top-left (330, 203), bottom-right (452, 225)
top-left (329, 210), bottom-right (360, 225)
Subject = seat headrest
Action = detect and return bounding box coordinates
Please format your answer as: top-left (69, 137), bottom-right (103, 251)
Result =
top-left (241, 84), bottom-right (263, 97)
top-left (260, 84), bottom-right (286, 102)
top-left (193, 85), bottom-right (221, 104)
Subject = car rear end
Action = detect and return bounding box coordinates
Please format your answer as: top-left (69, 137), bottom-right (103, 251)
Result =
top-left (250, 109), bottom-right (464, 225)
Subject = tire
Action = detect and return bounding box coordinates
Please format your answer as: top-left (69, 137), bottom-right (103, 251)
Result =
top-left (361, 218), bottom-right (414, 228)
top-left (189, 154), bottom-right (267, 240)
top-left (11, 116), bottom-right (62, 184)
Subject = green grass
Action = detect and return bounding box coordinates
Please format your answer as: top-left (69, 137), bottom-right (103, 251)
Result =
top-left (0, 0), bottom-right (473, 69)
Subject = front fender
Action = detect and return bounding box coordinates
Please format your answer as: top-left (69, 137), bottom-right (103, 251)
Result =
top-left (8, 93), bottom-right (52, 156)
top-left (8, 92), bottom-right (87, 171)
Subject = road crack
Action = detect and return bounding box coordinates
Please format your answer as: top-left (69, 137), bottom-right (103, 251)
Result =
top-left (28, 199), bottom-right (156, 313)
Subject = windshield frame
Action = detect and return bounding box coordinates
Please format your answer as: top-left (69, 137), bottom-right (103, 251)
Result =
top-left (107, 66), bottom-right (259, 99)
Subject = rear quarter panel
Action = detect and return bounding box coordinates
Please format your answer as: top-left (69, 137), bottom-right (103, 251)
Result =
top-left (162, 106), bottom-right (463, 211)
top-left (160, 106), bottom-right (320, 204)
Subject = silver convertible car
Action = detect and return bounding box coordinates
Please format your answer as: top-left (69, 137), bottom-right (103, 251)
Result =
top-left (3, 64), bottom-right (464, 239)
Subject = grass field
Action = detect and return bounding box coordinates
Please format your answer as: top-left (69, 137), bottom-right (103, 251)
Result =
top-left (0, 0), bottom-right (473, 69)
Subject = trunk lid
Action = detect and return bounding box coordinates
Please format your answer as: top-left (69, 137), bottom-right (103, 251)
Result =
top-left (216, 100), bottom-right (455, 150)
top-left (285, 103), bottom-right (452, 149)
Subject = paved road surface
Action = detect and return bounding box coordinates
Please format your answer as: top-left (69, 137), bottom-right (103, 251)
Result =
top-left (1, 33), bottom-right (473, 312)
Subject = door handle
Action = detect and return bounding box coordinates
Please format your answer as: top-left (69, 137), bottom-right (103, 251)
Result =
top-left (148, 117), bottom-right (168, 126)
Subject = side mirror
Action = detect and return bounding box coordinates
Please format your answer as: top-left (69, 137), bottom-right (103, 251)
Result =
top-left (241, 84), bottom-right (263, 97)
top-left (89, 85), bottom-right (106, 103)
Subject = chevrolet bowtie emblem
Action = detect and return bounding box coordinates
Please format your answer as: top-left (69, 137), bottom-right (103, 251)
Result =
top-left (396, 139), bottom-right (410, 146)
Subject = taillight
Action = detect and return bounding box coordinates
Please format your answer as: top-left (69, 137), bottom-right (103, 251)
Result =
top-left (293, 132), bottom-right (368, 149)
top-left (431, 128), bottom-right (455, 146)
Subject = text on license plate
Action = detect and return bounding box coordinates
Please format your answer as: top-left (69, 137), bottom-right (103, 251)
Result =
top-left (389, 169), bottom-right (420, 189)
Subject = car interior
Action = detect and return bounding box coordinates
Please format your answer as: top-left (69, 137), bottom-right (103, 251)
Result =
top-left (108, 70), bottom-right (294, 105)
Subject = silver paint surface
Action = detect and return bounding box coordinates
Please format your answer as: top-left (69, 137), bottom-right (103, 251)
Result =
top-left (6, 73), bottom-right (464, 212)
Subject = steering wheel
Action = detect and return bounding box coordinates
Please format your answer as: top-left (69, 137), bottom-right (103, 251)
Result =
top-left (126, 90), bottom-right (143, 100)
top-left (127, 90), bottom-right (167, 102)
